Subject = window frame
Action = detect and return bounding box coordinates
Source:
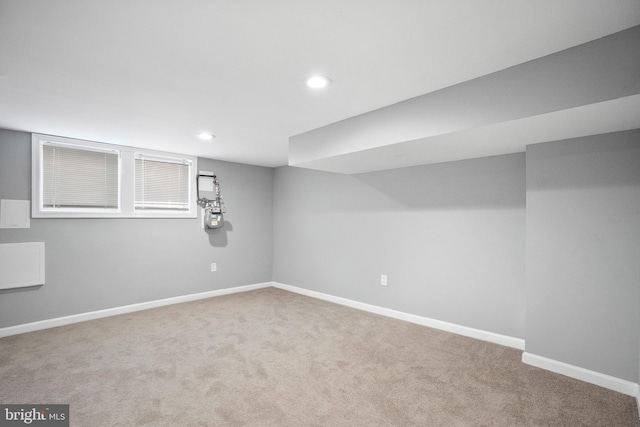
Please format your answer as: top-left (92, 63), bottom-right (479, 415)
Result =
top-left (32, 134), bottom-right (197, 219)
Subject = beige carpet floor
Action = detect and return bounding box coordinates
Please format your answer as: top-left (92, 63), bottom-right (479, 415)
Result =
top-left (0, 287), bottom-right (638, 426)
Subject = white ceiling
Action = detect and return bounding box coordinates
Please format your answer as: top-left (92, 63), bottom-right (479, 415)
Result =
top-left (1, 0), bottom-right (639, 168)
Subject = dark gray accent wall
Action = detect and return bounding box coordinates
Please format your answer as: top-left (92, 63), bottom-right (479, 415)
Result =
top-left (525, 130), bottom-right (640, 382)
top-left (0, 129), bottom-right (274, 328)
top-left (273, 154), bottom-right (526, 338)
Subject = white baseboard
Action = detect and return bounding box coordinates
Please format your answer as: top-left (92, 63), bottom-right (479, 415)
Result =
top-left (522, 352), bottom-right (639, 397)
top-left (5, 281), bottom-right (636, 403)
top-left (272, 281), bottom-right (525, 350)
top-left (0, 282), bottom-right (272, 338)
top-left (637, 385), bottom-right (640, 419)
top-left (273, 281), bottom-right (640, 399)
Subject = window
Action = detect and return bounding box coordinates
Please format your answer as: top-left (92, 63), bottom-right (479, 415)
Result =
top-left (32, 134), bottom-right (197, 218)
top-left (134, 155), bottom-right (191, 211)
top-left (42, 142), bottom-right (120, 211)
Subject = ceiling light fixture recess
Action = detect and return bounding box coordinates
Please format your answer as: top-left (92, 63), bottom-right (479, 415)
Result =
top-left (197, 132), bottom-right (215, 141)
top-left (306, 75), bottom-right (332, 89)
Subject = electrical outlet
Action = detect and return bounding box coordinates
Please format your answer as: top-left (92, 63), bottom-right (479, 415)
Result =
top-left (211, 262), bottom-right (217, 272)
top-left (381, 274), bottom-right (387, 286)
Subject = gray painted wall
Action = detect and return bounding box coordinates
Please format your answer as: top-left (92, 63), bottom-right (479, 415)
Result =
top-left (273, 153), bottom-right (526, 339)
top-left (0, 129), bottom-right (274, 328)
top-left (525, 129), bottom-right (640, 382)
top-left (2, 126), bottom-right (639, 390)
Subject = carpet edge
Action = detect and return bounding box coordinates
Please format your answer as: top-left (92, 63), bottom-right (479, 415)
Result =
top-left (522, 351), bottom-right (639, 397)
top-left (271, 281), bottom-right (525, 350)
top-left (0, 282), bottom-right (272, 338)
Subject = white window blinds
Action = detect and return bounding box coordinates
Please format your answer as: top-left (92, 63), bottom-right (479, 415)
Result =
top-left (134, 156), bottom-right (191, 211)
top-left (33, 134), bottom-right (197, 218)
top-left (42, 143), bottom-right (119, 209)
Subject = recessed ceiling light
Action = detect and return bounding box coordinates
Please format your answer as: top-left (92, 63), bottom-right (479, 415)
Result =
top-left (197, 132), bottom-right (215, 141)
top-left (306, 75), bottom-right (332, 89)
